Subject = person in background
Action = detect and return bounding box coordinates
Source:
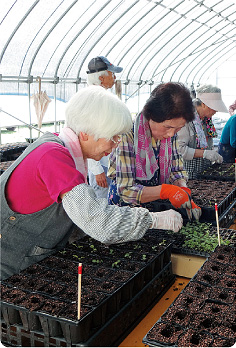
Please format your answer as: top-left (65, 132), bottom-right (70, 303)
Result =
top-left (107, 82), bottom-right (201, 221)
top-left (86, 56), bottom-right (123, 198)
top-left (177, 84), bottom-right (227, 179)
top-left (218, 99), bottom-right (236, 162)
top-left (1, 86), bottom-right (184, 280)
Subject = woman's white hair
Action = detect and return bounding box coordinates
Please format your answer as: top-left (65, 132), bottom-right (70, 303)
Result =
top-left (65, 85), bottom-right (132, 140)
top-left (87, 70), bottom-right (109, 86)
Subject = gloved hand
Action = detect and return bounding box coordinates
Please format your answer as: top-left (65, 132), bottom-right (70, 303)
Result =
top-left (181, 187), bottom-right (191, 196)
top-left (181, 187), bottom-right (202, 221)
top-left (160, 184), bottom-right (192, 210)
top-left (190, 200), bottom-right (202, 221)
top-left (149, 209), bottom-right (183, 232)
top-left (203, 150), bottom-right (223, 163)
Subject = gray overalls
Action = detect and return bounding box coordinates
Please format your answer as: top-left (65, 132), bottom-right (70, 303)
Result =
top-left (1, 133), bottom-right (75, 280)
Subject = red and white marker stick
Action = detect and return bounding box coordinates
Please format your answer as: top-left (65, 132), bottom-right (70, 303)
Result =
top-left (215, 203), bottom-right (221, 246)
top-left (78, 263), bottom-right (82, 320)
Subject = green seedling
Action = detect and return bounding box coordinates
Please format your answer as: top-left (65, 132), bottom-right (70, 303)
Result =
top-left (112, 260), bottom-right (121, 268)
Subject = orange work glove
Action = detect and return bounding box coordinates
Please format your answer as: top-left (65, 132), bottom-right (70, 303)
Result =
top-left (160, 184), bottom-right (192, 210)
top-left (181, 187), bottom-right (202, 221)
top-left (181, 187), bottom-right (192, 197)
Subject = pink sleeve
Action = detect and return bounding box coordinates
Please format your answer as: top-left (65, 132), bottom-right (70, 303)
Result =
top-left (36, 147), bottom-right (86, 203)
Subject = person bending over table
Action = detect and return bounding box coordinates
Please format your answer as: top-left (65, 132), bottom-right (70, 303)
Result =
top-left (107, 82), bottom-right (201, 221)
top-left (1, 85), bottom-right (184, 280)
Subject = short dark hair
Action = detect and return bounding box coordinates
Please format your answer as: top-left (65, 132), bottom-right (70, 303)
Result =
top-left (142, 82), bottom-right (195, 123)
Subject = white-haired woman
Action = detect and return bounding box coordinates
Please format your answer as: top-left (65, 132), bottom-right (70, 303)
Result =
top-left (177, 84), bottom-right (227, 179)
top-left (1, 86), bottom-right (183, 280)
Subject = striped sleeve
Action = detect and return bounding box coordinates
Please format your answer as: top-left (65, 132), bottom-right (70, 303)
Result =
top-left (62, 184), bottom-right (152, 244)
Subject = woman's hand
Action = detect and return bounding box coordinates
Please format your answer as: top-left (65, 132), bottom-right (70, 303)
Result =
top-left (149, 210), bottom-right (183, 232)
top-left (95, 173), bottom-right (108, 188)
top-left (160, 184), bottom-right (191, 209)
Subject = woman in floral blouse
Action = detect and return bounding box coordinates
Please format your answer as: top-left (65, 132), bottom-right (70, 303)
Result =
top-left (177, 84), bottom-right (227, 179)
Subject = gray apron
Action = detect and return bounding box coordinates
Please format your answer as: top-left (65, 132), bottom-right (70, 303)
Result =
top-left (1, 132), bottom-right (75, 280)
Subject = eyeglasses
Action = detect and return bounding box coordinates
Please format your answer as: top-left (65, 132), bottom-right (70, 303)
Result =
top-left (110, 135), bottom-right (121, 145)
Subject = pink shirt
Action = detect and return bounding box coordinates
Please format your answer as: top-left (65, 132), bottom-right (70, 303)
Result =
top-left (6, 142), bottom-right (85, 214)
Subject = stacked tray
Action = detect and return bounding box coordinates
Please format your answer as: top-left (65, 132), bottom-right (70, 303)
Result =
top-left (1, 233), bottom-right (175, 347)
top-left (143, 245), bottom-right (236, 347)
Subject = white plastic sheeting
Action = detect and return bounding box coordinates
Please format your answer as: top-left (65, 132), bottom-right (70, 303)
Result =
top-left (0, 0), bottom-right (235, 140)
top-left (1, 0), bottom-right (236, 91)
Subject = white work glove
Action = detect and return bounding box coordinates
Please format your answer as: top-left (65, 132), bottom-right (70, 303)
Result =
top-left (203, 150), bottom-right (223, 164)
top-left (149, 209), bottom-right (183, 232)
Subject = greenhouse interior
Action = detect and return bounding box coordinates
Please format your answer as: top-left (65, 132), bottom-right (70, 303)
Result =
top-left (1, 0), bottom-right (236, 347)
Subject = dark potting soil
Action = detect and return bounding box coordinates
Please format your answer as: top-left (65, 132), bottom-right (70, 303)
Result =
top-left (161, 306), bottom-right (191, 327)
top-left (187, 179), bottom-right (236, 207)
top-left (200, 259), bottom-right (226, 274)
top-left (209, 245), bottom-right (236, 265)
top-left (200, 301), bottom-right (230, 319)
top-left (172, 293), bottom-right (204, 313)
top-left (145, 321), bottom-right (184, 345)
top-left (182, 281), bottom-right (212, 299)
top-left (143, 245), bottom-right (236, 347)
top-left (211, 336), bottom-right (235, 347)
top-left (177, 329), bottom-right (213, 347)
top-left (193, 269), bottom-right (220, 286)
top-left (209, 287), bottom-right (236, 304)
top-left (219, 275), bottom-right (236, 290)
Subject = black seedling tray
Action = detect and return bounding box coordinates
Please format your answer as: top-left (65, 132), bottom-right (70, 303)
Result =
top-left (1, 235), bottom-right (173, 346)
top-left (0, 142), bottom-right (29, 162)
top-left (147, 181), bottom-right (236, 226)
top-left (151, 224), bottom-right (236, 257)
top-left (0, 160), bottom-right (15, 175)
top-left (143, 245), bottom-right (236, 347)
top-left (196, 162), bottom-right (235, 182)
top-left (1, 262), bottom-right (175, 347)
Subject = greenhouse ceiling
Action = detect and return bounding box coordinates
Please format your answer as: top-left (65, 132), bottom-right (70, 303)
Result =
top-left (1, 0), bottom-right (236, 95)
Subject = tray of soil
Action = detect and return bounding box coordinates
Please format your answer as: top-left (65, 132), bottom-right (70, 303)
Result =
top-left (145, 179), bottom-right (236, 227)
top-left (196, 162), bottom-right (235, 182)
top-left (0, 160), bottom-right (15, 175)
top-left (187, 179), bottom-right (236, 222)
top-left (142, 245), bottom-right (236, 347)
top-left (1, 233), bottom-right (175, 347)
top-left (152, 221), bottom-right (235, 257)
top-left (0, 142), bottom-right (29, 162)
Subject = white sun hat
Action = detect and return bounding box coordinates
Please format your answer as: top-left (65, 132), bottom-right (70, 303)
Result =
top-left (196, 91), bottom-right (228, 113)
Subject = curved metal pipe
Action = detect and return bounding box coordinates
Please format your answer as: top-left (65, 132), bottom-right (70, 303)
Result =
top-left (122, 2), bottom-right (184, 82)
top-left (54, 0), bottom-right (111, 78)
top-left (75, 0), bottom-right (138, 80)
top-left (0, 0), bottom-right (39, 64)
top-left (103, 1), bottom-right (156, 58)
top-left (184, 24), bottom-right (235, 83)
top-left (19, 0), bottom-right (65, 77)
top-left (28, 0), bottom-right (78, 76)
top-left (192, 40), bottom-right (235, 84)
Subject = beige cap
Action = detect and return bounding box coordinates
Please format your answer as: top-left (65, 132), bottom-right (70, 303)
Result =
top-left (196, 92), bottom-right (228, 113)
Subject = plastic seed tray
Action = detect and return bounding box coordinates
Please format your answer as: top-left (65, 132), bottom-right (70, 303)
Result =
top-left (146, 179), bottom-right (236, 227)
top-left (196, 162), bottom-right (235, 182)
top-left (151, 225), bottom-right (236, 258)
top-left (0, 160), bottom-right (15, 175)
top-left (1, 234), bottom-right (174, 347)
top-left (143, 245), bottom-right (236, 347)
top-left (0, 142), bottom-right (29, 162)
